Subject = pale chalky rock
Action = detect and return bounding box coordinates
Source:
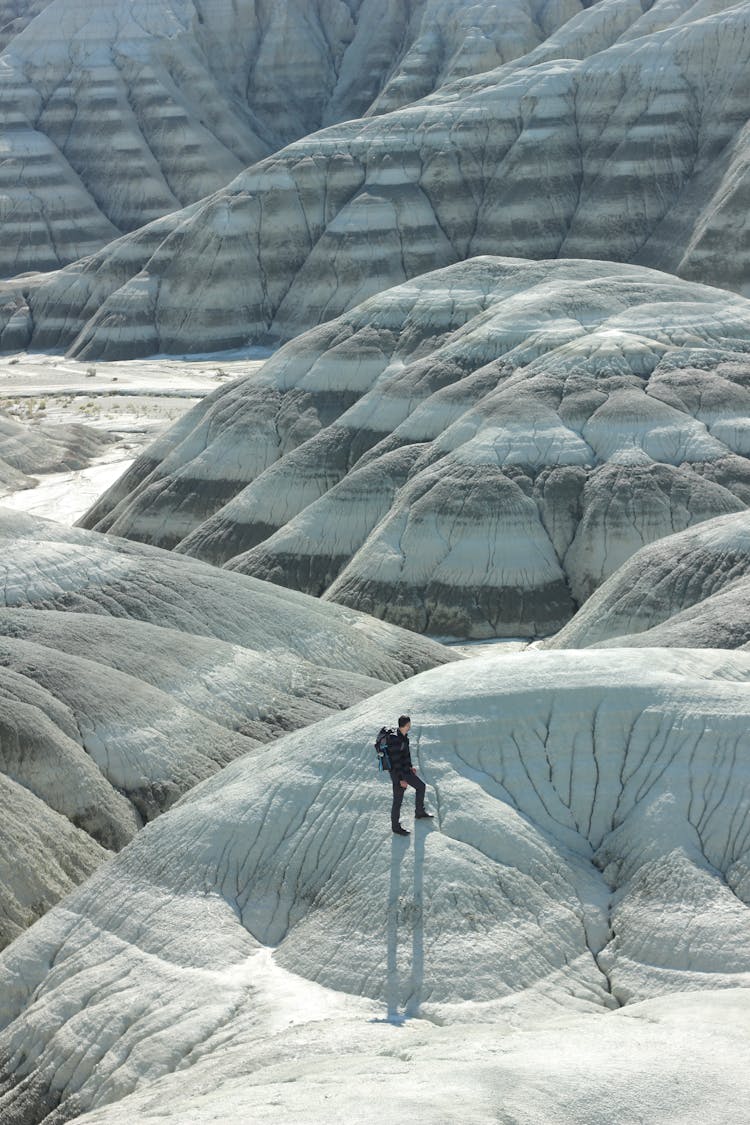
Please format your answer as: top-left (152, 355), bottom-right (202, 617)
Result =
top-left (80, 258), bottom-right (750, 637)
top-left (0, 639), bottom-right (250, 947)
top-left (0, 773), bottom-right (106, 949)
top-left (2, 0), bottom-right (749, 355)
top-left (0, 508), bottom-right (451, 679)
top-left (0, 607), bottom-right (385, 750)
top-left (0, 0), bottom-right (583, 277)
top-left (0, 410), bottom-right (115, 497)
top-left (0, 0), bottom-right (51, 50)
top-left (0, 507), bottom-right (453, 944)
top-left (547, 507), bottom-right (750, 650)
top-left (46, 992), bottom-right (750, 1125)
top-left (0, 648), bottom-right (748, 1123)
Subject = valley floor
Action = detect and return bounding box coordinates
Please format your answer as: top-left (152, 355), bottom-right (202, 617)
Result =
top-left (0, 349), bottom-right (272, 522)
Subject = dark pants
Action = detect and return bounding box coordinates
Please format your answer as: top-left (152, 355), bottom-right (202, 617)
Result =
top-left (391, 771), bottom-right (426, 827)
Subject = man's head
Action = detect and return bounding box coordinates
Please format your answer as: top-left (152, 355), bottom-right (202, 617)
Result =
top-left (398, 714), bottom-right (411, 733)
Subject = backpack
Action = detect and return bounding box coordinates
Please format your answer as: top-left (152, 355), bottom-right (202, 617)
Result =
top-left (374, 727), bottom-right (394, 772)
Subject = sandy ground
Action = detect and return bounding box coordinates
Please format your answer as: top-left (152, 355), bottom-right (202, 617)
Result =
top-left (0, 452), bottom-right (138, 523)
top-left (0, 348), bottom-right (271, 524)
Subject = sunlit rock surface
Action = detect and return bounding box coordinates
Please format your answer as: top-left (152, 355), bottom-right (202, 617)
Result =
top-left (0, 0), bottom-right (584, 277)
top-left (0, 410), bottom-right (114, 495)
top-left (0, 507), bottom-right (452, 945)
top-left (78, 257), bottom-right (750, 638)
top-left (547, 507), bottom-right (750, 650)
top-left (0, 648), bottom-right (748, 1123)
top-left (1, 0), bottom-right (748, 355)
top-left (0, 0), bottom-right (51, 50)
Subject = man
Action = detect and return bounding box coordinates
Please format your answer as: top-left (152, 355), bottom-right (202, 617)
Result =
top-left (388, 715), bottom-right (433, 835)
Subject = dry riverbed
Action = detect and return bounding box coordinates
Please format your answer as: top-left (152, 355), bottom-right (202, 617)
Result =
top-left (0, 348), bottom-right (271, 524)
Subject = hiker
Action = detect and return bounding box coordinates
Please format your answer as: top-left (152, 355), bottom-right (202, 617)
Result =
top-left (387, 715), bottom-right (433, 836)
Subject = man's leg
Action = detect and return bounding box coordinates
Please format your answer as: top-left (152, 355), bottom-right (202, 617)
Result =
top-left (402, 772), bottom-right (427, 815)
top-left (391, 774), bottom-right (405, 829)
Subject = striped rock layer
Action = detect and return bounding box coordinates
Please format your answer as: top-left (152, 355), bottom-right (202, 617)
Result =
top-left (547, 507), bottom-right (750, 649)
top-left (0, 0), bottom-right (583, 278)
top-left (1, 0), bottom-right (748, 356)
top-left (79, 257), bottom-right (750, 638)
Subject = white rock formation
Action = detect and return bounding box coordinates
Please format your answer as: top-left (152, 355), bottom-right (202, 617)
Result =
top-left (547, 507), bottom-right (750, 650)
top-left (0, 632), bottom-right (250, 947)
top-left (0, 508), bottom-right (450, 676)
top-left (44, 991), bottom-right (750, 1124)
top-left (0, 648), bottom-right (748, 1122)
top-left (0, 506), bottom-right (452, 944)
top-left (79, 257), bottom-right (750, 638)
top-left (2, 0), bottom-right (748, 355)
top-left (0, 771), bottom-right (107, 951)
top-left (0, 0), bottom-right (51, 50)
top-left (0, 409), bottom-right (114, 496)
top-left (0, 0), bottom-right (585, 277)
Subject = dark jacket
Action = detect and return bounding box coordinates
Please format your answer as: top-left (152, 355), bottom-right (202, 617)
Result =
top-left (387, 729), bottom-right (412, 781)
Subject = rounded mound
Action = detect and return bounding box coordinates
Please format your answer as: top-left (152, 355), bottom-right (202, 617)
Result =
top-left (548, 507), bottom-right (750, 650)
top-left (0, 648), bottom-right (748, 1122)
top-left (0, 507), bottom-right (452, 945)
top-left (80, 257), bottom-right (750, 637)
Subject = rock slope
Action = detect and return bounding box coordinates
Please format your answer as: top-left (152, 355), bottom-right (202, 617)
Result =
top-left (0, 0), bottom-right (584, 277)
top-left (0, 0), bottom-right (51, 51)
top-left (47, 993), bottom-right (750, 1124)
top-left (0, 507), bottom-right (452, 946)
top-left (0, 409), bottom-right (114, 495)
top-left (2, 0), bottom-right (749, 355)
top-left (79, 257), bottom-right (750, 638)
top-left (547, 507), bottom-right (750, 649)
top-left (0, 648), bottom-right (748, 1122)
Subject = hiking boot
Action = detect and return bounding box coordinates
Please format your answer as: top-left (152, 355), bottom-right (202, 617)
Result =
top-left (415, 811), bottom-right (434, 820)
top-left (392, 825), bottom-right (410, 836)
